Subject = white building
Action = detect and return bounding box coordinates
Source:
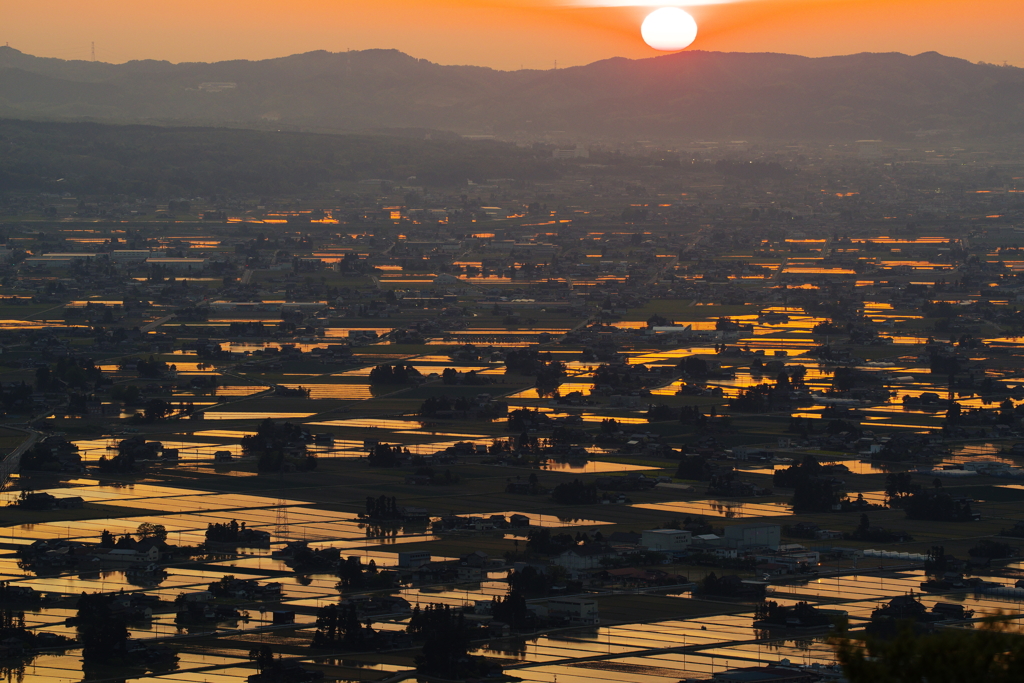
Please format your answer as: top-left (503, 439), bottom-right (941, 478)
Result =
top-left (724, 524), bottom-right (781, 551)
top-left (546, 597), bottom-right (599, 625)
top-left (91, 546), bottom-right (160, 565)
top-left (398, 551), bottom-right (431, 568)
top-left (753, 550), bottom-right (820, 571)
top-left (642, 529), bottom-right (692, 554)
top-left (111, 250), bottom-right (152, 262)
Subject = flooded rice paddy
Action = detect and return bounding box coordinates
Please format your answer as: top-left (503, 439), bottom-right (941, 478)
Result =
top-left (4, 469), bottom-right (1021, 683)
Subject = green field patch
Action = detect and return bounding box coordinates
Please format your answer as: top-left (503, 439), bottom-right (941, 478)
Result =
top-left (396, 385), bottom-right (519, 400)
top-left (947, 485), bottom-right (1024, 503)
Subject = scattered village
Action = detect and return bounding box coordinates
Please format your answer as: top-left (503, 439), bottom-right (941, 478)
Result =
top-left (0, 137), bottom-right (1023, 682)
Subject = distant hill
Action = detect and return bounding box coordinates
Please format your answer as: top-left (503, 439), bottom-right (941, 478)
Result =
top-left (2, 47), bottom-right (1024, 140)
top-left (0, 119), bottom-right (561, 196)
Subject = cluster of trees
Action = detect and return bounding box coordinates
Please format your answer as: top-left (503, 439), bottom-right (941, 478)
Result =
top-left (109, 384), bottom-right (142, 405)
top-left (832, 617), bottom-right (1024, 682)
top-left (707, 469), bottom-right (741, 496)
top-left (96, 524), bottom-right (187, 561)
top-left (503, 348), bottom-right (553, 375)
top-left (205, 520), bottom-right (262, 544)
top-left (367, 443), bottom-right (409, 467)
top-left (525, 529), bottom-right (580, 556)
top-left (72, 593), bottom-right (130, 663)
top-left (728, 383), bottom-right (781, 412)
top-left (646, 404), bottom-right (675, 422)
top-left (884, 472), bottom-right (918, 503)
top-left (885, 473), bottom-right (976, 521)
top-left (491, 587), bottom-right (531, 630)
top-left (242, 419), bottom-right (309, 452)
top-left (773, 456), bottom-right (842, 512)
top-left (506, 566), bottom-right (576, 597)
top-left (678, 355), bottom-right (710, 378)
top-left (413, 466), bottom-right (460, 485)
top-left (363, 495), bottom-right (401, 520)
top-left (504, 349), bottom-right (566, 393)
top-left (969, 539), bottom-right (1017, 561)
top-left (368, 363), bottom-right (422, 384)
top-left (285, 546), bottom-right (342, 574)
top-left (129, 356), bottom-right (171, 379)
top-left (34, 357), bottom-right (105, 392)
top-left (125, 398), bottom-right (181, 424)
top-left (754, 600), bottom-right (830, 627)
top-left (599, 418), bottom-right (622, 434)
top-left (0, 608), bottom-right (51, 667)
top-left (337, 556), bottom-right (393, 589)
top-left (700, 572), bottom-right (765, 598)
top-left (256, 449), bottom-right (316, 473)
top-left (440, 367), bottom-right (487, 385)
top-left (848, 514), bottom-right (912, 543)
top-left (20, 439), bottom-right (79, 471)
top-left (0, 383), bottom-right (34, 413)
top-left (675, 454), bottom-right (715, 480)
top-left (96, 451), bottom-right (139, 474)
top-left (593, 364), bottom-right (672, 392)
top-left (0, 582), bottom-right (41, 606)
top-left (505, 472), bottom-right (542, 495)
top-left (551, 479), bottom-right (599, 505)
top-left (419, 394), bottom-right (508, 418)
top-left (729, 368), bottom-right (805, 412)
top-left (905, 490), bottom-right (976, 522)
top-left (241, 419), bottom-right (315, 472)
top-left (506, 408), bottom-right (549, 432)
top-left (677, 406), bottom-right (712, 428)
top-left (831, 367), bottom-right (882, 392)
top-left (408, 604), bottom-right (495, 678)
top-left (134, 523), bottom-right (168, 543)
top-left (311, 604), bottom-right (377, 649)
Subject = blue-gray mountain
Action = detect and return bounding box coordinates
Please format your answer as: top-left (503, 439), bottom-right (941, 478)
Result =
top-left (1, 46), bottom-right (1023, 140)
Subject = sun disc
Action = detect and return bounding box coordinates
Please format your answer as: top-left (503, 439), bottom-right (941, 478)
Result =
top-left (641, 7), bottom-right (698, 51)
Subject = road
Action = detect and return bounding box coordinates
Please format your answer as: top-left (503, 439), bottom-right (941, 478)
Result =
top-left (0, 427), bottom-right (40, 487)
top-left (141, 314), bottom-right (175, 332)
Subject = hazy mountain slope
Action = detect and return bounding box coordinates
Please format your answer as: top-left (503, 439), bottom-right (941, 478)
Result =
top-left (0, 118), bottom-right (562, 196)
top-left (1, 47), bottom-right (1022, 140)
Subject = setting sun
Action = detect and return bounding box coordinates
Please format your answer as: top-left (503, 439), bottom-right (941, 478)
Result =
top-left (640, 7), bottom-right (699, 51)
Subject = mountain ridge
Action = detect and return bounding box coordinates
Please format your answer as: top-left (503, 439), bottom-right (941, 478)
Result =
top-left (1, 46), bottom-right (1022, 141)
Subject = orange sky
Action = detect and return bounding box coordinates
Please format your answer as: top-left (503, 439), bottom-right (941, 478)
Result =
top-left (4, 0), bottom-right (1022, 70)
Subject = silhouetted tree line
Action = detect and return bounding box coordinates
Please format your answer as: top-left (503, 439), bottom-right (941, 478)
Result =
top-left (773, 455), bottom-right (842, 512)
top-left (367, 443), bottom-right (408, 467)
top-left (312, 603), bottom-right (377, 649)
top-left (408, 604), bottom-right (496, 678)
top-left (34, 357), bottom-right (104, 392)
top-left (551, 479), bottom-right (599, 505)
top-left (363, 495), bottom-right (400, 520)
top-left (368, 363), bottom-right (422, 384)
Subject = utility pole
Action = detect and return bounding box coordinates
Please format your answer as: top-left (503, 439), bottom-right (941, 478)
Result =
top-left (91, 42), bottom-right (96, 62)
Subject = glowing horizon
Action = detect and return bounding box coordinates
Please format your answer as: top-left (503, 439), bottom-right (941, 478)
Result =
top-left (2, 0), bottom-right (1021, 71)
